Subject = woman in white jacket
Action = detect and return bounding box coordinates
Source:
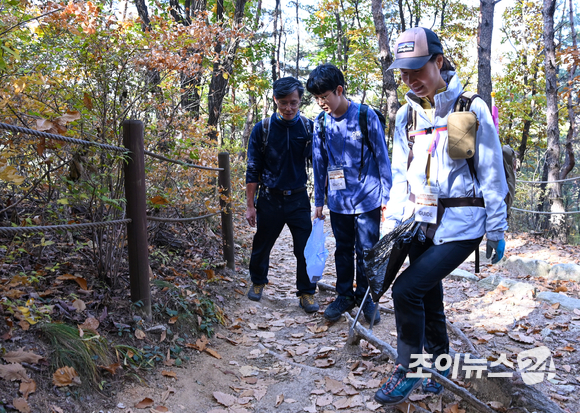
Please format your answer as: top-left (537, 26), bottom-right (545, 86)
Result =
top-left (374, 27), bottom-right (508, 406)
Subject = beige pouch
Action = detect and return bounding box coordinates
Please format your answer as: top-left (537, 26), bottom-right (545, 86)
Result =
top-left (447, 111), bottom-right (478, 160)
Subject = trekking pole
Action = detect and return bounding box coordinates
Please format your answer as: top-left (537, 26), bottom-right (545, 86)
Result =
top-left (348, 286), bottom-right (371, 340)
top-left (368, 301), bottom-right (380, 330)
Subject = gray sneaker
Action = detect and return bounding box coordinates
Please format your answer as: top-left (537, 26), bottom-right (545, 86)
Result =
top-left (247, 283), bottom-right (265, 301)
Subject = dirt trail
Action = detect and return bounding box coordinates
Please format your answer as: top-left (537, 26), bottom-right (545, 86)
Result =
top-left (106, 219), bottom-right (580, 413)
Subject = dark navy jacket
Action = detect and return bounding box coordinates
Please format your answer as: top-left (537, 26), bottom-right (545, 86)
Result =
top-left (246, 113), bottom-right (313, 190)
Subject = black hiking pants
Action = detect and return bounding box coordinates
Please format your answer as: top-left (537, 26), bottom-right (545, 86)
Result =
top-left (249, 189), bottom-right (315, 296)
top-left (393, 235), bottom-right (482, 368)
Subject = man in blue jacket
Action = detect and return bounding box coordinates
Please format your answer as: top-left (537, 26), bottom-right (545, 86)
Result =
top-left (307, 64), bottom-right (392, 323)
top-left (245, 77), bottom-right (318, 313)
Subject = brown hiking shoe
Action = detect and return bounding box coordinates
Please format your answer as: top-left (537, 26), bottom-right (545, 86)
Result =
top-left (248, 284), bottom-right (265, 301)
top-left (299, 294), bottom-right (319, 313)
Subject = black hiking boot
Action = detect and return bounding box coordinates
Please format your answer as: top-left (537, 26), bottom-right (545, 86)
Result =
top-left (323, 296), bottom-right (355, 322)
top-left (247, 284), bottom-right (265, 301)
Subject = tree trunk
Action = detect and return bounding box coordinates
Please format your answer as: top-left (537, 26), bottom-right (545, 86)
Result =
top-left (134, 0), bottom-right (151, 30)
top-left (295, 0), bottom-right (300, 77)
top-left (562, 0), bottom-right (577, 180)
top-left (543, 0), bottom-right (565, 240)
top-left (477, 0), bottom-right (496, 111)
top-left (518, 54), bottom-right (538, 168)
top-left (397, 0), bottom-right (406, 32)
top-left (207, 0), bottom-right (248, 141)
top-left (240, 0), bottom-right (262, 157)
top-left (271, 0), bottom-right (281, 84)
top-left (371, 0), bottom-right (399, 149)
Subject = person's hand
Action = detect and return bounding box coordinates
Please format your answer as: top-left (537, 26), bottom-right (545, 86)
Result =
top-left (246, 206), bottom-right (257, 227)
top-left (381, 205), bottom-right (387, 222)
top-left (486, 239), bottom-right (505, 264)
top-left (314, 206), bottom-right (325, 220)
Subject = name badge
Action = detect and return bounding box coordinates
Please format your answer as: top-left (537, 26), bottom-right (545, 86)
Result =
top-left (415, 185), bottom-right (439, 224)
top-left (328, 167), bottom-right (346, 191)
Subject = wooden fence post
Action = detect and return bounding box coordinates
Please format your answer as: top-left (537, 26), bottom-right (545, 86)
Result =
top-left (218, 152), bottom-right (235, 270)
top-left (123, 120), bottom-right (152, 318)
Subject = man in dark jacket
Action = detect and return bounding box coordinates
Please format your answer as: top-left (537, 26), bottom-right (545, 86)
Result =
top-left (245, 77), bottom-right (318, 313)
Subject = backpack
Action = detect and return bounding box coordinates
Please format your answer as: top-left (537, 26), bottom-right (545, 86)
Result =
top-left (406, 92), bottom-right (516, 216)
top-left (260, 115), bottom-right (313, 153)
top-left (316, 104), bottom-right (387, 179)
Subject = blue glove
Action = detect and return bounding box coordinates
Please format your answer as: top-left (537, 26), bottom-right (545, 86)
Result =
top-left (486, 239), bottom-right (505, 264)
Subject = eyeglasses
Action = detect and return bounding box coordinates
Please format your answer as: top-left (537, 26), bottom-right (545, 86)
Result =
top-left (313, 88), bottom-right (337, 104)
top-left (277, 101), bottom-right (301, 109)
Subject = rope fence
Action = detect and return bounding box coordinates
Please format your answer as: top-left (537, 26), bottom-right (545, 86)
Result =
top-left (147, 212), bottom-right (220, 222)
top-left (144, 150), bottom-right (223, 171)
top-left (0, 119), bottom-right (235, 317)
top-left (516, 176), bottom-right (580, 184)
top-left (0, 122), bottom-right (127, 152)
top-left (511, 208), bottom-right (580, 215)
top-left (0, 219), bottom-right (132, 235)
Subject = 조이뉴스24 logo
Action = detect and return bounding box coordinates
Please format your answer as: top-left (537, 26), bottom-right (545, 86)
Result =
top-left (517, 346), bottom-right (556, 385)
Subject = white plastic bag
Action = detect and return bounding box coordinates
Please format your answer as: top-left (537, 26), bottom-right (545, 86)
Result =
top-left (304, 218), bottom-right (328, 283)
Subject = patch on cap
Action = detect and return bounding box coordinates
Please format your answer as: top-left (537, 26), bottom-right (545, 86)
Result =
top-left (397, 42), bottom-right (415, 54)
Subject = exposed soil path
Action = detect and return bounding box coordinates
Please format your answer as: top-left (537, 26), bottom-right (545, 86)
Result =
top-left (104, 218), bottom-right (580, 413)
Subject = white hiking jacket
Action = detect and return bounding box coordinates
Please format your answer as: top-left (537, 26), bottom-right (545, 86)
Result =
top-left (385, 72), bottom-right (508, 245)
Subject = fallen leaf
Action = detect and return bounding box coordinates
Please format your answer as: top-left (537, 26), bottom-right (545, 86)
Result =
top-left (135, 329), bottom-right (146, 340)
top-left (151, 407), bottom-right (169, 413)
top-left (168, 316), bottom-right (178, 324)
top-left (314, 358), bottom-right (335, 368)
top-left (275, 394), bottom-right (284, 407)
top-left (134, 397), bottom-right (154, 408)
top-left (444, 403), bottom-right (466, 413)
top-left (325, 377), bottom-right (345, 394)
top-left (161, 386), bottom-right (175, 403)
top-left (12, 398), bottom-right (31, 413)
top-left (4, 350), bottom-right (44, 364)
top-left (237, 397), bottom-right (252, 405)
top-left (303, 403), bottom-right (317, 413)
top-left (52, 366), bottom-right (81, 387)
top-left (488, 401), bottom-right (504, 409)
top-left (254, 388), bottom-right (267, 401)
top-left (239, 366), bottom-right (258, 377)
top-left (73, 277), bottom-right (87, 290)
top-left (18, 321), bottom-right (30, 331)
top-left (213, 391), bottom-right (236, 407)
top-left (79, 317), bottom-right (99, 334)
top-left (161, 370), bottom-right (177, 378)
top-left (396, 401), bottom-right (416, 412)
top-left (56, 274), bottom-right (76, 281)
top-left (316, 395), bottom-right (333, 406)
top-left (160, 330), bottom-right (167, 343)
top-left (19, 380), bottom-right (36, 399)
top-left (4, 289), bottom-right (25, 299)
top-left (98, 362), bottom-right (121, 375)
top-left (0, 363), bottom-right (29, 381)
top-left (72, 299), bottom-right (86, 312)
top-left (195, 335), bottom-right (209, 351)
top-left (204, 348), bottom-right (222, 359)
top-left (551, 303), bottom-right (560, 309)
top-left (50, 406), bottom-right (64, 413)
top-left (508, 332), bottom-right (535, 344)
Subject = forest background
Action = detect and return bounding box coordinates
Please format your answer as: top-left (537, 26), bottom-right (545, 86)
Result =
top-left (0, 0), bottom-right (578, 410)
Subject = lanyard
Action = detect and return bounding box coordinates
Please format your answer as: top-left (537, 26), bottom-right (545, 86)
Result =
top-left (325, 113), bottom-right (348, 166)
top-left (409, 126), bottom-right (447, 185)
